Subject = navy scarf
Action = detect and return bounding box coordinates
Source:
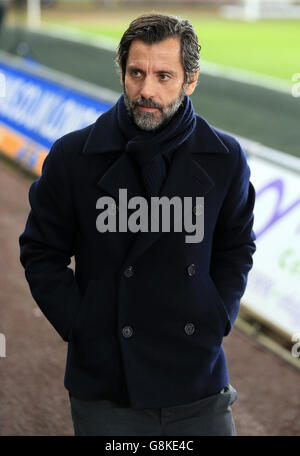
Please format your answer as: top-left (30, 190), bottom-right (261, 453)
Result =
top-left (117, 94), bottom-right (196, 197)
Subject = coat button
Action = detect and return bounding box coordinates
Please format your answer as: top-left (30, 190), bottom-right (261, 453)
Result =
top-left (187, 263), bottom-right (196, 277)
top-left (193, 203), bottom-right (203, 216)
top-left (184, 323), bottom-right (195, 335)
top-left (124, 265), bottom-right (134, 278)
top-left (122, 326), bottom-right (133, 338)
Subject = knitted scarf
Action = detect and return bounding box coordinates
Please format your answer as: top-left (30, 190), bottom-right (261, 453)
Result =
top-left (117, 93), bottom-right (196, 197)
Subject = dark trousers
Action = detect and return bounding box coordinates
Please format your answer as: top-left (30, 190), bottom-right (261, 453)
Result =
top-left (69, 384), bottom-right (238, 436)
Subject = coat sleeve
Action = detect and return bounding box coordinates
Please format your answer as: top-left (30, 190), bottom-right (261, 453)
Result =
top-left (209, 140), bottom-right (256, 337)
top-left (19, 138), bottom-right (82, 342)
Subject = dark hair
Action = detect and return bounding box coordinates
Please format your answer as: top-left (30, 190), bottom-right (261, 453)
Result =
top-left (115, 13), bottom-right (201, 85)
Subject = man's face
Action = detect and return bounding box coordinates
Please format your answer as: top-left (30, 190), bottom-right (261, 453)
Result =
top-left (122, 37), bottom-right (197, 131)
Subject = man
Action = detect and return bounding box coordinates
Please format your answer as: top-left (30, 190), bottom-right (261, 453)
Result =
top-left (19, 13), bottom-right (256, 436)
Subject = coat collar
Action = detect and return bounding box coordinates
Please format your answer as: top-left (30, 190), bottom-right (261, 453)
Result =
top-left (82, 101), bottom-right (229, 267)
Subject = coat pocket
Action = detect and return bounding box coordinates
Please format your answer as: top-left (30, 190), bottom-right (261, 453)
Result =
top-left (68, 279), bottom-right (117, 371)
top-left (206, 275), bottom-right (231, 336)
top-left (70, 280), bottom-right (96, 341)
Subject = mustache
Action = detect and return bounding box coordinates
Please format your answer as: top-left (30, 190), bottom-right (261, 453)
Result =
top-left (132, 97), bottom-right (163, 111)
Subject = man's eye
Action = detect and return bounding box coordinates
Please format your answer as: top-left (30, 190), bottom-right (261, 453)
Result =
top-left (131, 70), bottom-right (141, 77)
top-left (159, 74), bottom-right (170, 81)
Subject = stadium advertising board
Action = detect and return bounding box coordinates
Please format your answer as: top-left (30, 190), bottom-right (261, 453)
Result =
top-left (0, 59), bottom-right (111, 175)
top-left (243, 155), bottom-right (300, 339)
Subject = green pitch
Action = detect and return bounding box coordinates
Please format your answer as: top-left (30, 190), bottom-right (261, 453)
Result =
top-left (45, 18), bottom-right (299, 83)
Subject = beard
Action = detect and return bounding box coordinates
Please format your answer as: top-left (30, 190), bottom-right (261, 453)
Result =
top-left (123, 83), bottom-right (187, 132)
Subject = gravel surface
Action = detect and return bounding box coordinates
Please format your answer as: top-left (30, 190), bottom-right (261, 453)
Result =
top-left (0, 157), bottom-right (299, 436)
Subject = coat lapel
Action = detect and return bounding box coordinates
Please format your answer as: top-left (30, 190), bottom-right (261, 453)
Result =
top-left (118, 145), bottom-right (216, 269)
top-left (82, 103), bottom-right (230, 267)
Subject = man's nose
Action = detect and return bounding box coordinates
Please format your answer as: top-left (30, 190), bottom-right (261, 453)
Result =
top-left (139, 76), bottom-right (156, 100)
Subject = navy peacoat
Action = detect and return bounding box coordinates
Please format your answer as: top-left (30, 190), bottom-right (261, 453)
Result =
top-left (19, 101), bottom-right (256, 409)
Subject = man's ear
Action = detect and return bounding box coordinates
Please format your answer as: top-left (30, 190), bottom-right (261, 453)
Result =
top-left (120, 72), bottom-right (124, 87)
top-left (120, 70), bottom-right (126, 88)
top-left (185, 72), bottom-right (199, 96)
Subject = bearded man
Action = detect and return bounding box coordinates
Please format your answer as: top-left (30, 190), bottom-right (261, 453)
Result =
top-left (19, 13), bottom-right (256, 436)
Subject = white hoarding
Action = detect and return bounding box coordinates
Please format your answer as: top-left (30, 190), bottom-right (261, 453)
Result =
top-left (243, 155), bottom-right (300, 338)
